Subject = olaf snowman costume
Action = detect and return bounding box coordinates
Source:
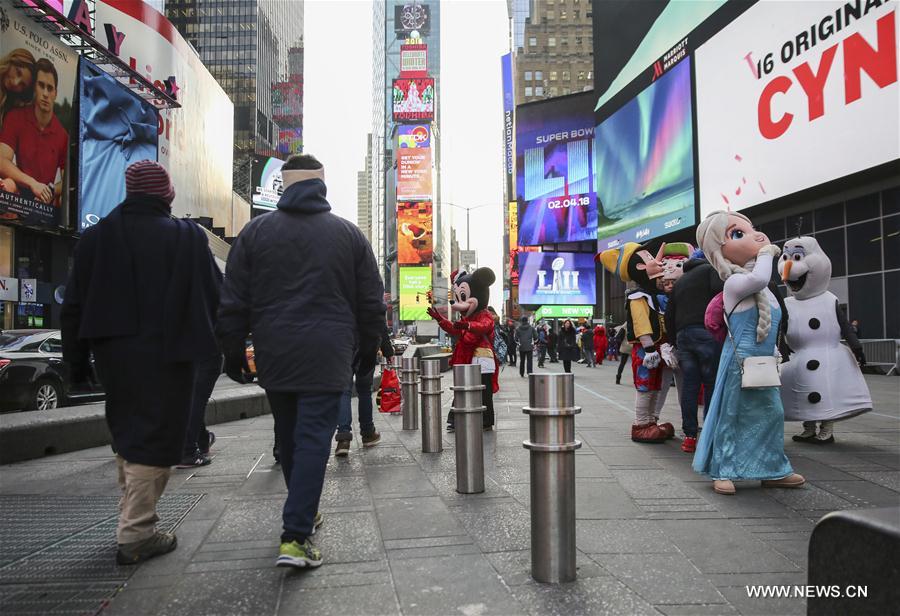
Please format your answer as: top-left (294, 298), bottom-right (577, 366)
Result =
top-left (778, 237), bottom-right (871, 444)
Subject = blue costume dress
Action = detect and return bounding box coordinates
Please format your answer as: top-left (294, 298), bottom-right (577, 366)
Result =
top-left (692, 305), bottom-right (793, 481)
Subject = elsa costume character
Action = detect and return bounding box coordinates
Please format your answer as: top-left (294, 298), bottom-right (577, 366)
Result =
top-left (693, 211), bottom-right (806, 496)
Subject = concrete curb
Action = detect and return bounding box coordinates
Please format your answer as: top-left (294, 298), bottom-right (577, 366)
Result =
top-left (0, 385), bottom-right (270, 465)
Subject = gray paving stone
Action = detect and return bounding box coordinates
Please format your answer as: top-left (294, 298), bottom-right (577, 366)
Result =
top-left (366, 465), bottom-right (436, 498)
top-left (812, 479), bottom-right (900, 507)
top-left (450, 499), bottom-right (531, 553)
top-left (575, 480), bottom-right (644, 520)
top-left (426, 472), bottom-right (510, 502)
top-left (157, 568), bottom-right (284, 615)
top-left (612, 469), bottom-right (696, 500)
top-left (763, 483), bottom-right (858, 512)
top-left (318, 476), bottom-right (374, 510)
top-left (360, 446), bottom-right (417, 466)
top-left (686, 483), bottom-right (797, 519)
top-left (657, 605), bottom-right (738, 615)
top-left (237, 468), bottom-right (288, 496)
top-left (593, 553), bottom-right (728, 605)
top-left (374, 496), bottom-right (466, 541)
top-left (312, 511), bottom-right (384, 564)
top-left (575, 453), bottom-right (615, 478)
top-left (593, 446), bottom-right (660, 470)
top-left (279, 582), bottom-right (399, 616)
top-left (206, 496), bottom-right (284, 542)
top-left (280, 560), bottom-right (391, 591)
top-left (576, 520), bottom-right (677, 554)
top-left (508, 576), bottom-right (661, 616)
top-left (787, 456), bottom-right (861, 481)
top-left (716, 583), bottom-right (806, 615)
top-left (847, 470), bottom-right (900, 492)
top-left (483, 550), bottom-right (608, 587)
top-left (390, 553), bottom-right (522, 615)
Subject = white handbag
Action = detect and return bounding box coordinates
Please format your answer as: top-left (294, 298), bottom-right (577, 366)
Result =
top-left (725, 306), bottom-right (782, 390)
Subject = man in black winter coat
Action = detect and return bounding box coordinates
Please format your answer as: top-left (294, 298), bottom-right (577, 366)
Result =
top-left (217, 154), bottom-right (385, 569)
top-left (664, 252), bottom-right (724, 452)
top-left (62, 161), bottom-right (220, 566)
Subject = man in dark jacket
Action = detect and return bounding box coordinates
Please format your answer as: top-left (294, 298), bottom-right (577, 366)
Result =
top-left (516, 316), bottom-right (536, 377)
top-left (61, 161), bottom-right (220, 565)
top-left (334, 320), bottom-right (393, 456)
top-left (664, 252), bottom-right (724, 453)
top-left (217, 153), bottom-right (385, 569)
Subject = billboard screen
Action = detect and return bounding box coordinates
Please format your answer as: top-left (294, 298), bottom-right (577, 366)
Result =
top-left (518, 252), bottom-right (596, 306)
top-left (502, 53), bottom-right (514, 199)
top-left (251, 156), bottom-right (285, 211)
top-left (393, 78), bottom-right (435, 121)
top-left (515, 92), bottom-right (598, 246)
top-left (0, 0), bottom-right (78, 229)
top-left (595, 57), bottom-right (695, 250)
top-left (95, 0), bottom-right (235, 233)
top-left (397, 147), bottom-right (432, 201)
top-left (394, 4), bottom-right (431, 35)
top-left (277, 128), bottom-right (303, 156)
top-left (696, 1), bottom-right (900, 216)
top-left (399, 266), bottom-right (432, 321)
top-left (400, 44), bottom-right (428, 77)
top-left (398, 125), bottom-right (430, 149)
top-left (397, 201), bottom-right (433, 265)
top-left (78, 59), bottom-right (159, 230)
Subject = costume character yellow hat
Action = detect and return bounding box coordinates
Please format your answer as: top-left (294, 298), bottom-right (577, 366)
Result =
top-left (596, 243), bottom-right (642, 282)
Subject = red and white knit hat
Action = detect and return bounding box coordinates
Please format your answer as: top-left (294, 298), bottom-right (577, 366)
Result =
top-left (125, 160), bottom-right (176, 204)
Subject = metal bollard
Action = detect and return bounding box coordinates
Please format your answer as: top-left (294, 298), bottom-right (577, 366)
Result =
top-left (523, 373), bottom-right (581, 584)
top-left (419, 360), bottom-right (443, 453)
top-left (451, 364), bottom-right (485, 494)
top-left (399, 357), bottom-right (420, 431)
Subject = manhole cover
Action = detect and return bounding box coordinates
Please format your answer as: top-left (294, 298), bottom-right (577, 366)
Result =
top-left (0, 493), bottom-right (202, 615)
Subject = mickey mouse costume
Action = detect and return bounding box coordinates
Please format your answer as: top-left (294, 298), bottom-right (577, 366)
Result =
top-left (427, 268), bottom-right (499, 430)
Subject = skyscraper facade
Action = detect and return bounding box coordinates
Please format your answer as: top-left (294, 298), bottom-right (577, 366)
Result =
top-left (372, 0), bottom-right (448, 328)
top-left (512, 0), bottom-right (593, 105)
top-left (166, 0), bottom-right (304, 197)
top-left (357, 134), bottom-right (374, 243)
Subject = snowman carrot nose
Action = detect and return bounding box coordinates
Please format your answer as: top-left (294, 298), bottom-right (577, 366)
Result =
top-left (782, 259), bottom-right (793, 282)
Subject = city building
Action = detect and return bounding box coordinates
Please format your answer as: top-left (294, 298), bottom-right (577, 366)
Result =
top-left (357, 135), bottom-right (373, 243)
top-left (511, 0), bottom-right (594, 105)
top-left (372, 0), bottom-right (448, 330)
top-left (165, 0), bottom-right (304, 199)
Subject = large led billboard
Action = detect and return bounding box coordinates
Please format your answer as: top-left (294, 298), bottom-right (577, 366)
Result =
top-left (0, 0), bottom-right (78, 229)
top-left (518, 252), bottom-right (596, 306)
top-left (398, 125), bottom-right (430, 149)
top-left (696, 1), bottom-right (900, 216)
top-left (399, 266), bottom-right (432, 321)
top-left (397, 201), bottom-right (433, 265)
top-left (515, 92), bottom-right (598, 246)
top-left (393, 78), bottom-right (435, 121)
top-left (595, 57), bottom-right (695, 250)
top-left (397, 148), bottom-right (432, 201)
top-left (251, 156), bottom-right (285, 211)
top-left (394, 4), bottom-right (431, 35)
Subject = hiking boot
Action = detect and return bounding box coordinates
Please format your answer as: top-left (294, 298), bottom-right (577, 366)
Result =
top-left (334, 440), bottom-right (351, 457)
top-left (361, 431), bottom-right (381, 448)
top-left (681, 436), bottom-right (697, 453)
top-left (276, 539), bottom-right (322, 569)
top-left (615, 375), bottom-right (621, 385)
top-left (116, 532), bottom-right (177, 565)
top-left (175, 451), bottom-right (212, 469)
top-left (310, 512), bottom-right (324, 535)
top-left (792, 422), bottom-right (818, 443)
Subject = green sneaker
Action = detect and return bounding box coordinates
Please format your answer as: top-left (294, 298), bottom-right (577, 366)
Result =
top-left (310, 511), bottom-right (324, 535)
top-left (276, 539), bottom-right (322, 568)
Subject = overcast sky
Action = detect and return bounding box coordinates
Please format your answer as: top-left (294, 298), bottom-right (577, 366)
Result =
top-left (305, 0), bottom-right (509, 303)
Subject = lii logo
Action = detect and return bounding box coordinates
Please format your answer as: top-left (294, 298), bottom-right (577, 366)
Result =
top-left (536, 257), bottom-right (581, 293)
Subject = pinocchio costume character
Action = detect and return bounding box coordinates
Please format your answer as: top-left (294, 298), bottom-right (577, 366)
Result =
top-left (598, 242), bottom-right (674, 443)
top-left (427, 268), bottom-right (500, 431)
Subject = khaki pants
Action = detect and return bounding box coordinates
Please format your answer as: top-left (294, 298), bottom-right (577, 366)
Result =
top-left (115, 455), bottom-right (171, 545)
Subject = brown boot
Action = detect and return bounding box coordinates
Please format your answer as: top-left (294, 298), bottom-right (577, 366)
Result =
top-left (630, 423), bottom-right (667, 443)
top-left (657, 422), bottom-right (675, 439)
top-left (116, 531), bottom-right (177, 565)
top-left (762, 473), bottom-right (806, 488)
top-left (713, 479), bottom-right (736, 495)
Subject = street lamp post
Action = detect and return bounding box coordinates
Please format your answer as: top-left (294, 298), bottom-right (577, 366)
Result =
top-left (444, 202), bottom-right (495, 250)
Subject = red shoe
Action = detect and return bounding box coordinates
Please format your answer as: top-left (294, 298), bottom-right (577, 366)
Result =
top-left (658, 422), bottom-right (675, 439)
top-left (631, 423), bottom-right (667, 443)
top-left (681, 436), bottom-right (697, 453)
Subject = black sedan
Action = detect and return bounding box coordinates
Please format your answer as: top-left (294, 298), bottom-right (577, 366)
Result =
top-left (0, 330), bottom-right (104, 412)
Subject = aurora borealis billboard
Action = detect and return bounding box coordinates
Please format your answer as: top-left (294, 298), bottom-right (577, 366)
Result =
top-left (594, 57), bottom-right (696, 250)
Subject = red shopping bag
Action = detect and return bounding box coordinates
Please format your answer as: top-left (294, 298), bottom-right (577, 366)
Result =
top-left (378, 367), bottom-right (402, 414)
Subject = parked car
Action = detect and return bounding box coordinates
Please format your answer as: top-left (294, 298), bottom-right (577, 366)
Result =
top-left (0, 329), bottom-right (105, 412)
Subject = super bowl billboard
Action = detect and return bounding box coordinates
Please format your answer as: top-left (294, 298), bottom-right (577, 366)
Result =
top-left (696, 1), bottom-right (900, 216)
top-left (518, 252), bottom-right (596, 306)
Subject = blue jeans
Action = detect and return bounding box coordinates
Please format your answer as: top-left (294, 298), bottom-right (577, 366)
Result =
top-left (183, 354), bottom-right (222, 457)
top-left (266, 390), bottom-right (340, 543)
top-left (335, 367), bottom-right (376, 441)
top-left (676, 326), bottom-right (722, 437)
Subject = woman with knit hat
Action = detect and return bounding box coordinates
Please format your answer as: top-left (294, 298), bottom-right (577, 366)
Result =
top-left (693, 210), bottom-right (804, 496)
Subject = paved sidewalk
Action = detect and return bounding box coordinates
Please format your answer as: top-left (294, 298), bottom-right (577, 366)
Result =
top-left (1, 362), bottom-right (897, 616)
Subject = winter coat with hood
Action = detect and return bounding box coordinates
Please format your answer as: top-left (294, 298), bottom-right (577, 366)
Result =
top-left (217, 178), bottom-right (386, 393)
top-left (515, 322), bottom-right (537, 351)
top-left (664, 257), bottom-right (724, 334)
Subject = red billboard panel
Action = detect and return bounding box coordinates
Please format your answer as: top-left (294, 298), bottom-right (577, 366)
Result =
top-left (393, 78), bottom-right (434, 121)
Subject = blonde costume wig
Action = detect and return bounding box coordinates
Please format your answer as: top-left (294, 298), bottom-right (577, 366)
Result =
top-left (696, 210), bottom-right (772, 343)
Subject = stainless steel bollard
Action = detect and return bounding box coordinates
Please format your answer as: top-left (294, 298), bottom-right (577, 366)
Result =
top-left (419, 360), bottom-right (443, 453)
top-left (523, 373), bottom-right (581, 584)
top-left (399, 357), bottom-right (420, 431)
top-left (451, 364), bottom-right (485, 494)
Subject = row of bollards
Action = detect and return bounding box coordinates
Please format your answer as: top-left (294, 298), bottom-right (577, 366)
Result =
top-left (390, 359), bottom-right (578, 584)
